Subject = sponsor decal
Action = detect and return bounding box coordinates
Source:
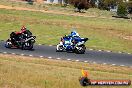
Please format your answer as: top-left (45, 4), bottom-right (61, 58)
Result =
top-left (79, 69), bottom-right (131, 86)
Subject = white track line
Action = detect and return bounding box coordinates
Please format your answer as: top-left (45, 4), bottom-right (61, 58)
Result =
top-left (21, 54), bottom-right (24, 56)
top-left (93, 62), bottom-right (96, 64)
top-left (106, 50), bottom-right (111, 52)
top-left (120, 65), bottom-right (125, 67)
top-left (48, 57), bottom-right (52, 59)
top-left (75, 60), bottom-right (79, 62)
top-left (11, 53), bottom-right (15, 55)
top-left (3, 52), bottom-right (7, 54)
top-left (29, 55), bottom-right (33, 57)
top-left (84, 61), bottom-right (88, 63)
top-left (112, 64), bottom-right (116, 66)
top-left (67, 59), bottom-right (71, 61)
top-left (38, 44), bottom-right (42, 45)
top-left (49, 45), bottom-right (53, 46)
top-left (57, 58), bottom-right (61, 60)
top-left (103, 63), bottom-right (107, 65)
top-left (118, 51), bottom-right (122, 54)
top-left (98, 50), bottom-right (102, 52)
top-left (40, 56), bottom-right (43, 58)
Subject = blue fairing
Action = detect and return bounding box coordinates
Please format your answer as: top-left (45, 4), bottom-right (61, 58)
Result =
top-left (63, 37), bottom-right (73, 51)
top-left (65, 45), bottom-right (73, 50)
top-left (62, 35), bottom-right (88, 51)
top-left (74, 37), bottom-right (88, 43)
top-left (74, 37), bottom-right (82, 41)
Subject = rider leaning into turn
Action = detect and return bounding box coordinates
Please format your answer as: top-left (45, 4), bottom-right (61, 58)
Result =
top-left (70, 31), bottom-right (80, 45)
top-left (16, 26), bottom-right (32, 37)
top-left (15, 26), bottom-right (27, 35)
top-left (10, 26), bottom-right (32, 44)
top-left (69, 30), bottom-right (80, 38)
top-left (61, 31), bottom-right (80, 45)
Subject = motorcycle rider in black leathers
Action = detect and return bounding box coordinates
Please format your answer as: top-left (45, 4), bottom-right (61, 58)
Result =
top-left (10, 26), bottom-right (32, 46)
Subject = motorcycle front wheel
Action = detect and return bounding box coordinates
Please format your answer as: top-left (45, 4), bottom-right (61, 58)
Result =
top-left (75, 45), bottom-right (86, 54)
top-left (56, 45), bottom-right (64, 52)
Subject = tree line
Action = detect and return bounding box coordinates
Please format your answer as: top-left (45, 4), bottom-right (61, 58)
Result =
top-left (64, 0), bottom-right (132, 15)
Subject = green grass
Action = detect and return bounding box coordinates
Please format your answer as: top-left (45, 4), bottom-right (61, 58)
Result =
top-left (0, 7), bottom-right (132, 53)
top-left (0, 54), bottom-right (132, 88)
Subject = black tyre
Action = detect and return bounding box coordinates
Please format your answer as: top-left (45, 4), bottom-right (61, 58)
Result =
top-left (28, 44), bottom-right (33, 50)
top-left (56, 45), bottom-right (64, 52)
top-left (5, 43), bottom-right (11, 48)
top-left (5, 40), bottom-right (12, 48)
top-left (75, 45), bottom-right (86, 54)
top-left (21, 43), bottom-right (26, 50)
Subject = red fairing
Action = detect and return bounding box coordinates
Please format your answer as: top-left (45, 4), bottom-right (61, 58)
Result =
top-left (15, 32), bottom-right (22, 35)
top-left (21, 29), bottom-right (26, 33)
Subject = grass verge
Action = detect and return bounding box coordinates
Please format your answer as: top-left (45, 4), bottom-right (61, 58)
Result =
top-left (0, 54), bottom-right (132, 88)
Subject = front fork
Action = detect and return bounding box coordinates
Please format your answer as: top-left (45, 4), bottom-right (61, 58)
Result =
top-left (57, 42), bottom-right (64, 50)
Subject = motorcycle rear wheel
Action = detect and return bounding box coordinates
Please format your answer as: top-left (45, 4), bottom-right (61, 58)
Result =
top-left (5, 40), bottom-right (12, 48)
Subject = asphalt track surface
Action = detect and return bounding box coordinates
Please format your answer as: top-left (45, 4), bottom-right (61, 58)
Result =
top-left (0, 41), bottom-right (132, 66)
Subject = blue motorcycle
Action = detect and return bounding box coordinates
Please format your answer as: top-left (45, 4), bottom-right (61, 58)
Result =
top-left (56, 36), bottom-right (88, 54)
